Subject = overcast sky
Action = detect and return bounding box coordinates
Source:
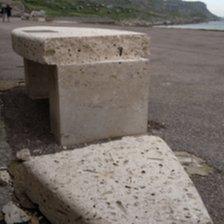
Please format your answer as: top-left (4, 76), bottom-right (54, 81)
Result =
top-left (185, 0), bottom-right (224, 17)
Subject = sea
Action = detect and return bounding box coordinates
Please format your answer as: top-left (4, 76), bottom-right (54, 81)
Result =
top-left (163, 20), bottom-right (224, 31)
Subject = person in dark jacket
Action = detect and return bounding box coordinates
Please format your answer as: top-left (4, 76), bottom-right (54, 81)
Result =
top-left (6, 4), bottom-right (12, 22)
top-left (1, 4), bottom-right (7, 22)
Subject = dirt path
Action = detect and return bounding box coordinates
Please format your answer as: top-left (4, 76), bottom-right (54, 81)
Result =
top-left (0, 18), bottom-right (224, 223)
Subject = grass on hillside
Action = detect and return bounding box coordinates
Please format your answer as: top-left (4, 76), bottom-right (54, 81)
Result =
top-left (15, 0), bottom-right (209, 22)
top-left (20, 0), bottom-right (141, 19)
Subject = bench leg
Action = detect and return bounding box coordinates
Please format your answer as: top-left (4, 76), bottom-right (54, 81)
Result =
top-left (49, 59), bottom-right (149, 146)
top-left (24, 59), bottom-right (54, 99)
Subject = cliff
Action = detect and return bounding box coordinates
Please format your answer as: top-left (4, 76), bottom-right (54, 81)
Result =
top-left (0, 0), bottom-right (219, 24)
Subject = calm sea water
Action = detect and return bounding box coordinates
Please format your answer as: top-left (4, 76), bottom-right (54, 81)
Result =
top-left (164, 20), bottom-right (224, 31)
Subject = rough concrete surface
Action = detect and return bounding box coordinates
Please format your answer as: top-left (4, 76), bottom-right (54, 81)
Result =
top-left (0, 18), bottom-right (224, 223)
top-left (12, 136), bottom-right (213, 224)
top-left (24, 59), bottom-right (52, 99)
top-left (12, 26), bottom-right (150, 65)
top-left (50, 59), bottom-right (149, 145)
top-left (12, 25), bottom-right (150, 146)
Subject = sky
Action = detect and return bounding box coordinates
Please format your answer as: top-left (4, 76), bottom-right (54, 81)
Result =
top-left (185, 0), bottom-right (224, 17)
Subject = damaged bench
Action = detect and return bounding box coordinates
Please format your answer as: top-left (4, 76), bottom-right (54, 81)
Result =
top-left (12, 26), bottom-right (150, 146)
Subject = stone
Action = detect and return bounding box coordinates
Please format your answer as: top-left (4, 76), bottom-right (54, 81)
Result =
top-left (21, 12), bottom-right (30, 20)
top-left (0, 170), bottom-right (11, 186)
top-left (11, 136), bottom-right (213, 224)
top-left (30, 10), bottom-right (46, 22)
top-left (2, 201), bottom-right (30, 224)
top-left (12, 26), bottom-right (150, 65)
top-left (30, 10), bottom-right (46, 17)
top-left (16, 148), bottom-right (31, 161)
top-left (12, 26), bottom-right (150, 146)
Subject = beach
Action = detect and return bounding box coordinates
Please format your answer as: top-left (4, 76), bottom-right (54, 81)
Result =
top-left (0, 18), bottom-right (224, 223)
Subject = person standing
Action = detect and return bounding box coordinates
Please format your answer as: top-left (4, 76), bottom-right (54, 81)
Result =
top-left (1, 4), bottom-right (7, 22)
top-left (6, 4), bottom-right (12, 22)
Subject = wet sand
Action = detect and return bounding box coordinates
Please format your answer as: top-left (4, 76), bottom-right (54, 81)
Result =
top-left (0, 18), bottom-right (224, 223)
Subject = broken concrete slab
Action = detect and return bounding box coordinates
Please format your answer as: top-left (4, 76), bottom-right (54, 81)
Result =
top-left (12, 26), bottom-right (150, 65)
top-left (11, 135), bottom-right (213, 224)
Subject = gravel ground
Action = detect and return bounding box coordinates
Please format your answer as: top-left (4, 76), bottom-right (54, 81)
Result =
top-left (0, 18), bottom-right (224, 223)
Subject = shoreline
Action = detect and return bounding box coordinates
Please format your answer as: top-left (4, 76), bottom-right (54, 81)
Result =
top-left (53, 17), bottom-right (224, 31)
top-left (18, 14), bottom-right (221, 28)
top-left (155, 20), bottom-right (224, 31)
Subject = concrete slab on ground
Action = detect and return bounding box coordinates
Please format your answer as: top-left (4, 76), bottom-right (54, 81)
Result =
top-left (12, 135), bottom-right (213, 224)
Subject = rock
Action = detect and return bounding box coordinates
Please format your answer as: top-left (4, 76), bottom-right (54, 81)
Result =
top-left (32, 10), bottom-right (46, 17)
top-left (21, 13), bottom-right (31, 20)
top-left (16, 149), bottom-right (31, 162)
top-left (0, 170), bottom-right (11, 186)
top-left (62, 146), bottom-right (67, 150)
top-left (29, 10), bottom-right (46, 22)
top-left (30, 10), bottom-right (46, 18)
top-left (2, 201), bottom-right (30, 224)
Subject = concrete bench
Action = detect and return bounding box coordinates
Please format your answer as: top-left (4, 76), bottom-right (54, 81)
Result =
top-left (12, 26), bottom-right (150, 146)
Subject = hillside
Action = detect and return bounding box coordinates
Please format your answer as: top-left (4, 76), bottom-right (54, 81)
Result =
top-left (1, 0), bottom-right (219, 24)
